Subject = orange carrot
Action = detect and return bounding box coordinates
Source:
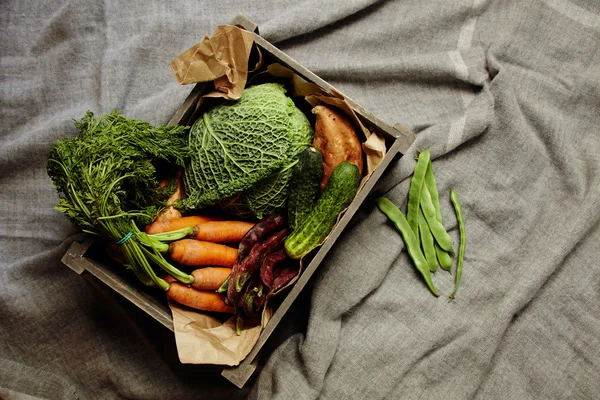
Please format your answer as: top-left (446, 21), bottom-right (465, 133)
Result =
top-left (163, 270), bottom-right (231, 291)
top-left (190, 267), bottom-right (232, 290)
top-left (145, 215), bottom-right (221, 235)
top-left (163, 275), bottom-right (178, 285)
top-left (191, 220), bottom-right (255, 243)
top-left (168, 239), bottom-right (238, 267)
top-left (166, 279), bottom-right (234, 314)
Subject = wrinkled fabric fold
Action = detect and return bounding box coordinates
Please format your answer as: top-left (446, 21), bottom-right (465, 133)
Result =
top-left (2, 0), bottom-right (600, 399)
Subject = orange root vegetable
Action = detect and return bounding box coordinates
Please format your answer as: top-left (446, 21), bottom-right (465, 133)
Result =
top-left (191, 220), bottom-right (255, 243)
top-left (168, 239), bottom-right (238, 267)
top-left (155, 169), bottom-right (184, 222)
top-left (190, 267), bottom-right (232, 290)
top-left (312, 105), bottom-right (364, 191)
top-left (156, 206), bottom-right (182, 223)
top-left (145, 215), bottom-right (221, 235)
top-left (165, 279), bottom-right (234, 314)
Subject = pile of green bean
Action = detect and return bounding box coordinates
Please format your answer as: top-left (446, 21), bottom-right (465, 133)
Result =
top-left (376, 149), bottom-right (466, 301)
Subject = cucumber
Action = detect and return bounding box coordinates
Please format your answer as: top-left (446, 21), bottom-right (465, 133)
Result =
top-left (284, 161), bottom-right (360, 259)
top-left (287, 147), bottom-right (324, 231)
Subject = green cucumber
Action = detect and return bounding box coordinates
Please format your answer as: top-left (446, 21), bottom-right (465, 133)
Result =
top-left (284, 161), bottom-right (360, 259)
top-left (287, 147), bottom-right (324, 231)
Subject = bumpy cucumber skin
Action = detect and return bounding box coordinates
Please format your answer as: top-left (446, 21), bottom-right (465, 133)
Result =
top-left (287, 147), bottom-right (324, 231)
top-left (284, 161), bottom-right (360, 259)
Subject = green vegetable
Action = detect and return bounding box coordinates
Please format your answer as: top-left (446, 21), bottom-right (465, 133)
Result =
top-left (183, 83), bottom-right (312, 215)
top-left (424, 160), bottom-right (443, 222)
top-left (376, 197), bottom-right (439, 297)
top-left (424, 160), bottom-right (453, 271)
top-left (284, 161), bottom-right (360, 260)
top-left (421, 182), bottom-right (454, 253)
top-left (418, 208), bottom-right (438, 273)
top-left (235, 107), bottom-right (314, 220)
top-left (449, 188), bottom-right (466, 302)
top-left (287, 146), bottom-right (324, 231)
top-left (47, 110), bottom-right (194, 290)
top-left (407, 149), bottom-right (431, 234)
top-left (435, 241), bottom-right (453, 272)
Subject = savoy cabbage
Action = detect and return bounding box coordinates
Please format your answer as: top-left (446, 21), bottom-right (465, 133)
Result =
top-left (183, 83), bottom-right (313, 218)
top-left (230, 106), bottom-right (314, 219)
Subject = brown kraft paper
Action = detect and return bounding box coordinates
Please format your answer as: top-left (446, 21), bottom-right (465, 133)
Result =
top-left (170, 25), bottom-right (255, 100)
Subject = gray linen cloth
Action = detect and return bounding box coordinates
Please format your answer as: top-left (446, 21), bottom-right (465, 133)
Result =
top-left (2, 0), bottom-right (599, 399)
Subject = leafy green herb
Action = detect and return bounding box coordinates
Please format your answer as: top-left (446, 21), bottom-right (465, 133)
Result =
top-left (47, 110), bottom-right (193, 290)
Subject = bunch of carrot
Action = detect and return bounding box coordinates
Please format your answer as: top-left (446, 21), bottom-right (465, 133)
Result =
top-left (144, 213), bottom-right (255, 315)
top-left (143, 212), bottom-right (300, 327)
top-left (135, 177), bottom-right (301, 327)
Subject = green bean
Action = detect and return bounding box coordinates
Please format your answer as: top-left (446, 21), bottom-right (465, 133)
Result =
top-left (424, 160), bottom-right (453, 271)
top-left (421, 184), bottom-right (454, 253)
top-left (435, 243), bottom-right (453, 271)
top-left (415, 214), bottom-right (420, 244)
top-left (424, 160), bottom-right (443, 222)
top-left (418, 208), bottom-right (438, 273)
top-left (407, 149), bottom-right (431, 235)
top-left (377, 197), bottom-right (439, 297)
top-left (449, 188), bottom-right (465, 302)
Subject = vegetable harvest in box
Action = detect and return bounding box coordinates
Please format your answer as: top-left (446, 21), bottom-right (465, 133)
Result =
top-left (47, 78), bottom-right (366, 333)
top-left (46, 23), bottom-right (426, 369)
top-left (47, 23), bottom-right (468, 368)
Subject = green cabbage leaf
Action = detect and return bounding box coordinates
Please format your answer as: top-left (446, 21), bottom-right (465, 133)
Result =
top-left (241, 107), bottom-right (314, 219)
top-left (183, 83), bottom-right (313, 218)
top-left (183, 83), bottom-right (296, 210)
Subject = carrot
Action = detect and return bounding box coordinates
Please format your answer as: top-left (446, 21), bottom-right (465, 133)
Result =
top-left (148, 219), bottom-right (255, 244)
top-left (190, 267), bottom-right (232, 290)
top-left (169, 239), bottom-right (238, 267)
top-left (145, 215), bottom-right (221, 235)
top-left (166, 279), bottom-right (234, 314)
top-left (191, 220), bottom-right (255, 243)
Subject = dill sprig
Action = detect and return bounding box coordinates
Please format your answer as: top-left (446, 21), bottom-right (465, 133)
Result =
top-left (47, 110), bottom-right (193, 290)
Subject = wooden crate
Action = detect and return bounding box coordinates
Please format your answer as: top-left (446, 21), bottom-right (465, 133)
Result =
top-left (61, 13), bottom-right (415, 388)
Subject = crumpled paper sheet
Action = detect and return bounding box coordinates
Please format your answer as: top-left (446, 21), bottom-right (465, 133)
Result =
top-left (248, 63), bottom-right (326, 97)
top-left (169, 299), bottom-right (269, 366)
top-left (170, 25), bottom-right (255, 100)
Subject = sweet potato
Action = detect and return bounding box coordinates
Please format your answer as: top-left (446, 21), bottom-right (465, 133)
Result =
top-left (312, 105), bottom-right (364, 191)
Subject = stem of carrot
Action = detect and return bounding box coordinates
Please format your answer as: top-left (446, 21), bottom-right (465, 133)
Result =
top-left (146, 226), bottom-right (194, 242)
top-left (141, 246), bottom-right (194, 285)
